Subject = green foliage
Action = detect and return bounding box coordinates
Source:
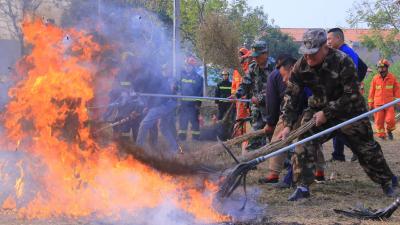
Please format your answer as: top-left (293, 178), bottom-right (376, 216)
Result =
top-left (62, 0), bottom-right (300, 66)
top-left (360, 29), bottom-right (400, 60)
top-left (228, 1), bottom-right (268, 46)
top-left (348, 0), bottom-right (400, 59)
top-left (258, 27), bottom-right (300, 58)
top-left (180, 0), bottom-right (228, 43)
top-left (228, 1), bottom-right (299, 58)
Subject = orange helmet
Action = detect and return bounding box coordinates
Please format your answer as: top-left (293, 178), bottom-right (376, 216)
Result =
top-left (377, 59), bottom-right (390, 67)
top-left (185, 57), bottom-right (197, 66)
top-left (243, 50), bottom-right (252, 58)
top-left (239, 47), bottom-right (249, 56)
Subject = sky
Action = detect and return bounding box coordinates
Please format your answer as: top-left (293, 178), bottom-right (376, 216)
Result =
top-left (247, 0), bottom-right (362, 28)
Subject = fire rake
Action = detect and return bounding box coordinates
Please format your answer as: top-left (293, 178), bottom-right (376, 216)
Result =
top-left (219, 99), bottom-right (400, 216)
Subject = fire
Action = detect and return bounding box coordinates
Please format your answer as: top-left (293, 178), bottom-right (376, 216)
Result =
top-left (0, 19), bottom-right (229, 223)
top-left (2, 196), bottom-right (16, 210)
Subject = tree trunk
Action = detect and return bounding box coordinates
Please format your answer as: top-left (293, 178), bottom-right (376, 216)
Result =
top-left (203, 59), bottom-right (207, 96)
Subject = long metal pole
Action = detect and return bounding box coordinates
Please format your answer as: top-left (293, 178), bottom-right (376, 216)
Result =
top-left (135, 92), bottom-right (251, 102)
top-left (87, 94), bottom-right (250, 109)
top-left (250, 99), bottom-right (400, 165)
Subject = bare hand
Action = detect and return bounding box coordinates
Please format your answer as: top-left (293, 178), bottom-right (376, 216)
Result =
top-left (251, 96), bottom-right (259, 105)
top-left (314, 111), bottom-right (327, 127)
top-left (263, 125), bottom-right (275, 134)
top-left (278, 127), bottom-right (291, 140)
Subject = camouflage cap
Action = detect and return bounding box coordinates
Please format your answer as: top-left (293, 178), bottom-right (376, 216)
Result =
top-left (251, 41), bottom-right (268, 57)
top-left (298, 29), bottom-right (327, 55)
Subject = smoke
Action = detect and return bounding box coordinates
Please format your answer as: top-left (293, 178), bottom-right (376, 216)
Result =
top-left (0, 1), bottom-right (266, 224)
top-left (0, 1), bottom-right (222, 225)
top-left (219, 188), bottom-right (267, 223)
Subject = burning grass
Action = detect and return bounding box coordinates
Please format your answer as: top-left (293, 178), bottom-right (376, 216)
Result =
top-left (0, 18), bottom-right (230, 224)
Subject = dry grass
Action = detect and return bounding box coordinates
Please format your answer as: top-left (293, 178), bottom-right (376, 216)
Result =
top-left (246, 128), bottom-right (400, 225)
top-left (1, 128), bottom-right (400, 225)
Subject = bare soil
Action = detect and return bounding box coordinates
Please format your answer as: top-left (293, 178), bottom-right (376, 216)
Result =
top-left (243, 128), bottom-right (400, 225)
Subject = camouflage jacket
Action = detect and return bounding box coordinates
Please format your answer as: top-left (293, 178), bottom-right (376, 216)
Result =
top-left (282, 48), bottom-right (367, 128)
top-left (236, 61), bottom-right (270, 106)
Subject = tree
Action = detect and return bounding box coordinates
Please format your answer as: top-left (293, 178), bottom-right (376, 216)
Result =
top-left (227, 1), bottom-right (299, 58)
top-left (196, 12), bottom-right (240, 69)
top-left (0, 0), bottom-right (61, 55)
top-left (228, 1), bottom-right (269, 47)
top-left (180, 0), bottom-right (227, 43)
top-left (347, 0), bottom-right (400, 59)
top-left (258, 27), bottom-right (300, 58)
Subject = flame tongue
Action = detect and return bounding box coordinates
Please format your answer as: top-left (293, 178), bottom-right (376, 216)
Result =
top-left (0, 19), bottom-right (229, 223)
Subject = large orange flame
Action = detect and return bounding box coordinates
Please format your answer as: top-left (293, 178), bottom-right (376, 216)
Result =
top-left (0, 19), bottom-right (228, 223)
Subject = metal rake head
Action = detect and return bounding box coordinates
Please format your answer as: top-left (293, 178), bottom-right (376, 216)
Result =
top-left (218, 161), bottom-right (256, 198)
top-left (334, 198), bottom-right (400, 220)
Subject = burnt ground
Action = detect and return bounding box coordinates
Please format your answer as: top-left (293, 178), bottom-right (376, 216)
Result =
top-left (1, 129), bottom-right (400, 225)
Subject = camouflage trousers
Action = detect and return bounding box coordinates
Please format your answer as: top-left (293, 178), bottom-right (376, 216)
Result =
top-left (247, 105), bottom-right (267, 150)
top-left (293, 108), bottom-right (394, 187)
top-left (268, 115), bottom-right (325, 175)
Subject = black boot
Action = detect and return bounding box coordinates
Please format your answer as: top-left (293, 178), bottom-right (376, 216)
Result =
top-left (388, 131), bottom-right (394, 140)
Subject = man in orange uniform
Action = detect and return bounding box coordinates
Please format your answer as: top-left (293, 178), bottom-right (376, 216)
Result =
top-left (368, 59), bottom-right (400, 140)
top-left (231, 48), bottom-right (251, 137)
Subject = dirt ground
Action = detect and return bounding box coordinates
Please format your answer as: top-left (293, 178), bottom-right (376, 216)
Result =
top-left (1, 129), bottom-right (400, 225)
top-left (243, 128), bottom-right (400, 225)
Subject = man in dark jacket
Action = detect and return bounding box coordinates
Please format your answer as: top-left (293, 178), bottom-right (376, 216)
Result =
top-left (136, 64), bottom-right (179, 154)
top-left (215, 70), bottom-right (232, 120)
top-left (104, 52), bottom-right (145, 142)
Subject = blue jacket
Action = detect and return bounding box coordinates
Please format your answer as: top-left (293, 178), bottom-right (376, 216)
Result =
top-left (339, 44), bottom-right (359, 69)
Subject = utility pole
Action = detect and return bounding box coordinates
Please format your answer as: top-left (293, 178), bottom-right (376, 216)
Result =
top-left (173, 0), bottom-right (181, 79)
top-left (97, 0), bottom-right (101, 18)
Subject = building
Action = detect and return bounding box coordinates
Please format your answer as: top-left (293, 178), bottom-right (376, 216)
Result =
top-left (280, 28), bottom-right (400, 65)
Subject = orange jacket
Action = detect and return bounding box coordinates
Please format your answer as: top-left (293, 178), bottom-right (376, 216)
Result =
top-left (368, 72), bottom-right (400, 107)
top-left (231, 70), bottom-right (242, 95)
top-left (231, 60), bottom-right (250, 95)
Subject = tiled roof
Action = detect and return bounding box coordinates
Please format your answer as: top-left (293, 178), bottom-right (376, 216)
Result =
top-left (280, 28), bottom-right (400, 42)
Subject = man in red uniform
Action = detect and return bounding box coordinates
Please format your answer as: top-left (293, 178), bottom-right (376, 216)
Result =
top-left (368, 59), bottom-right (400, 140)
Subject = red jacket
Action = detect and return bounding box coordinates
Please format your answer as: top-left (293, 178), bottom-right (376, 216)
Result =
top-left (368, 72), bottom-right (400, 107)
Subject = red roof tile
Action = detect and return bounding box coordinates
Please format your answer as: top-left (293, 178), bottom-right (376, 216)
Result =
top-left (280, 28), bottom-right (400, 42)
